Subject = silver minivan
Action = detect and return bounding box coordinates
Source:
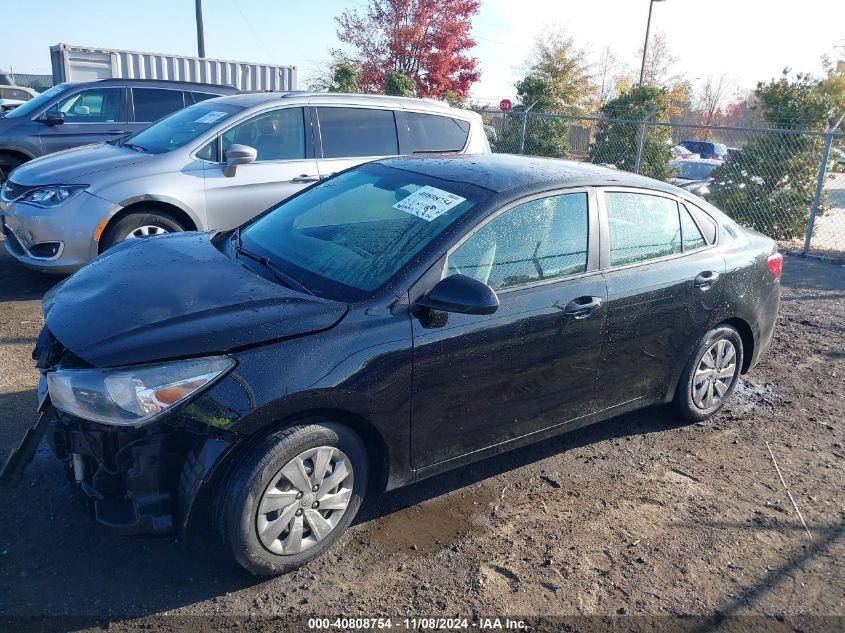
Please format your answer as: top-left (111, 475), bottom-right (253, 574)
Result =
top-left (0, 92), bottom-right (489, 273)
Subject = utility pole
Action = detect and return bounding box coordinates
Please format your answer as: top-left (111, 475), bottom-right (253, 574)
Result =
top-left (195, 0), bottom-right (206, 58)
top-left (639, 0), bottom-right (667, 85)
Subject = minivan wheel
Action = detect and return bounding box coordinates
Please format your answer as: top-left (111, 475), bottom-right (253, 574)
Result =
top-left (674, 324), bottom-right (744, 422)
top-left (100, 210), bottom-right (184, 251)
top-left (218, 422), bottom-right (369, 575)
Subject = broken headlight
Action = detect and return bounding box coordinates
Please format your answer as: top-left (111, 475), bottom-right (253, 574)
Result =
top-left (47, 356), bottom-right (235, 426)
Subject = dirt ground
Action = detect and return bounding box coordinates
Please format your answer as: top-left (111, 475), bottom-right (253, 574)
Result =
top-left (0, 237), bottom-right (843, 632)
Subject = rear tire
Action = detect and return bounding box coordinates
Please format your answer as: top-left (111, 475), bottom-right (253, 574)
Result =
top-left (100, 210), bottom-right (184, 251)
top-left (217, 422), bottom-right (368, 576)
top-left (674, 324), bottom-right (744, 422)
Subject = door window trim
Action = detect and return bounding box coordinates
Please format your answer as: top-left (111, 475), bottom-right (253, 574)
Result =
top-left (442, 186), bottom-right (600, 295)
top-left (596, 186), bottom-right (718, 272)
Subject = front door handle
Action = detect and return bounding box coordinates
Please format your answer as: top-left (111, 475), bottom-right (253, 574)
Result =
top-left (694, 271), bottom-right (720, 289)
top-left (291, 174), bottom-right (320, 183)
top-left (564, 296), bottom-right (603, 320)
top-left (106, 129), bottom-right (127, 135)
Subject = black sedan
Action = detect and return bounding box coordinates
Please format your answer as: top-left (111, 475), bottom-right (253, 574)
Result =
top-left (2, 154), bottom-right (782, 575)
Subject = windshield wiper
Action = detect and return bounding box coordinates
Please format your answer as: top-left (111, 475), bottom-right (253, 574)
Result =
top-left (121, 142), bottom-right (147, 153)
top-left (234, 237), bottom-right (314, 296)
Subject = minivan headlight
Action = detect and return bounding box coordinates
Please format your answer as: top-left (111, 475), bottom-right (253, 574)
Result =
top-left (47, 356), bottom-right (235, 426)
top-left (18, 185), bottom-right (87, 207)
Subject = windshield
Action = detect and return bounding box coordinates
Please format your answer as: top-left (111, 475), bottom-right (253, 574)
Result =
top-left (4, 83), bottom-right (72, 119)
top-left (674, 161), bottom-right (718, 180)
top-left (240, 163), bottom-right (488, 300)
top-left (120, 101), bottom-right (242, 154)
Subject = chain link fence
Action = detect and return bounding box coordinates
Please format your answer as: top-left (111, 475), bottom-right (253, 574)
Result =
top-left (480, 109), bottom-right (845, 259)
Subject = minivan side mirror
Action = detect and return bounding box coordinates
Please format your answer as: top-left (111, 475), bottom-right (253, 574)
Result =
top-left (415, 274), bottom-right (499, 315)
top-left (224, 144), bottom-right (257, 177)
top-left (37, 109), bottom-right (64, 126)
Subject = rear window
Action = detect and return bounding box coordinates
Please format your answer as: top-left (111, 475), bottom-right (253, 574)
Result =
top-left (190, 91), bottom-right (224, 104)
top-left (317, 107), bottom-right (399, 158)
top-left (684, 203), bottom-right (718, 244)
top-left (132, 88), bottom-right (186, 122)
top-left (407, 112), bottom-right (470, 152)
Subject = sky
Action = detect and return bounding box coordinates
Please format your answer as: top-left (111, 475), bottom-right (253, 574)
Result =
top-left (1, 0), bottom-right (843, 106)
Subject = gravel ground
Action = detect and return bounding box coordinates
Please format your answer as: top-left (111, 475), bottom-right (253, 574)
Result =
top-left (0, 237), bottom-right (842, 632)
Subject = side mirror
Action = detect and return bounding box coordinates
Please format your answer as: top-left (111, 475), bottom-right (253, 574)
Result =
top-left (415, 274), bottom-right (499, 315)
top-left (223, 144), bottom-right (257, 177)
top-left (37, 110), bottom-right (64, 126)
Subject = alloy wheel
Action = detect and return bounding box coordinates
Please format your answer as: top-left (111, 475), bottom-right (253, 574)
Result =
top-left (256, 446), bottom-right (354, 556)
top-left (691, 338), bottom-right (738, 409)
top-left (124, 225), bottom-right (169, 240)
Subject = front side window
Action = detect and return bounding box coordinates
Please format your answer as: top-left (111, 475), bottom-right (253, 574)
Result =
top-left (240, 163), bottom-right (486, 299)
top-left (407, 112), bottom-right (470, 152)
top-left (222, 108), bottom-right (305, 161)
top-left (132, 88), bottom-right (185, 122)
top-left (606, 192), bottom-right (681, 266)
top-left (57, 88), bottom-right (122, 123)
top-left (317, 107), bottom-right (398, 158)
top-left (448, 193), bottom-right (589, 290)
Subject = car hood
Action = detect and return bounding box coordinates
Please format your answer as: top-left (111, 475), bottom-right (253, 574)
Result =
top-left (10, 143), bottom-right (152, 185)
top-left (44, 232), bottom-right (348, 367)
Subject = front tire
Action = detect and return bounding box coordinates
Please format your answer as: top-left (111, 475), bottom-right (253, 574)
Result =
top-left (218, 422), bottom-right (369, 575)
top-left (674, 324), bottom-right (744, 422)
top-left (100, 210), bottom-right (184, 251)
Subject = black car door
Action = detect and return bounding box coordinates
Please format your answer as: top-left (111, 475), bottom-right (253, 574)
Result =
top-left (410, 189), bottom-right (607, 469)
top-left (597, 189), bottom-right (726, 406)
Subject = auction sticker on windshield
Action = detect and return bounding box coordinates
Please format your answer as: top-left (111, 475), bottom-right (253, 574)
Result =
top-left (393, 186), bottom-right (466, 222)
top-left (195, 111), bottom-right (229, 124)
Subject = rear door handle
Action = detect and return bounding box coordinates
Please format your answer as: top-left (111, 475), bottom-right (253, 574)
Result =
top-left (564, 296), bottom-right (603, 319)
top-left (291, 174), bottom-right (320, 183)
top-left (694, 271), bottom-right (720, 289)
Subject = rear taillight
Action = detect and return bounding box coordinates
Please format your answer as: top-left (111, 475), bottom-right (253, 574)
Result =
top-left (767, 251), bottom-right (783, 280)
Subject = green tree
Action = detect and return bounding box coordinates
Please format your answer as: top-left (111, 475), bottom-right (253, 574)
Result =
top-left (384, 70), bottom-right (416, 97)
top-left (330, 63), bottom-right (362, 93)
top-left (589, 85), bottom-right (674, 180)
top-left (495, 30), bottom-right (594, 158)
top-left (709, 72), bottom-right (837, 239)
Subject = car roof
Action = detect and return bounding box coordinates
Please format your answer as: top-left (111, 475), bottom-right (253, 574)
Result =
top-left (61, 78), bottom-right (238, 93)
top-left (374, 154), bottom-right (682, 196)
top-left (206, 90), bottom-right (463, 113)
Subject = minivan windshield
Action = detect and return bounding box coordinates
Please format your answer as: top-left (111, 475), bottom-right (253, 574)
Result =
top-left (4, 83), bottom-right (71, 119)
top-left (240, 162), bottom-right (488, 300)
top-left (119, 101), bottom-right (243, 154)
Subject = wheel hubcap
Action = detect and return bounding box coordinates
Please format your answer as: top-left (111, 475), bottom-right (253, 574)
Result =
top-left (692, 338), bottom-right (737, 410)
top-left (123, 225), bottom-right (169, 240)
top-left (256, 446), bottom-right (354, 556)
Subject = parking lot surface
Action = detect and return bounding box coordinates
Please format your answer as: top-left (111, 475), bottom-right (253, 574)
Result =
top-left (0, 236), bottom-right (842, 630)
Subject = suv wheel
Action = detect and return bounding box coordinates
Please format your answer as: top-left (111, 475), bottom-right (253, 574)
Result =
top-left (674, 324), bottom-right (744, 422)
top-left (217, 422), bottom-right (369, 575)
top-left (100, 210), bottom-right (184, 251)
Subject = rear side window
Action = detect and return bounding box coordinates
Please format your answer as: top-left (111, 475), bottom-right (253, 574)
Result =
top-left (132, 88), bottom-right (186, 122)
top-left (606, 192), bottom-right (681, 265)
top-left (680, 206), bottom-right (706, 251)
top-left (317, 107), bottom-right (398, 158)
top-left (684, 203), bottom-right (717, 244)
top-left (189, 92), bottom-right (223, 104)
top-left (449, 192), bottom-right (588, 290)
top-left (407, 112), bottom-right (470, 152)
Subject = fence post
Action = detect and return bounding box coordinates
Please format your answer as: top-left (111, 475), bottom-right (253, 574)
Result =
top-left (634, 108), bottom-right (658, 174)
top-left (803, 112), bottom-right (845, 255)
top-left (518, 100), bottom-right (538, 155)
